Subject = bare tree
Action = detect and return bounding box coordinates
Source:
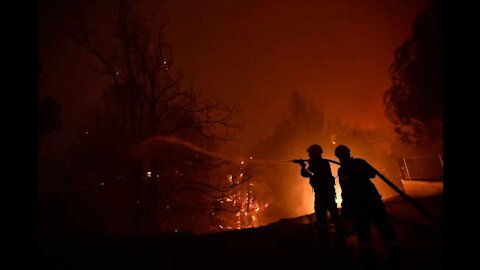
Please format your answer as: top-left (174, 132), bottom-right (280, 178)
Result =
top-left (71, 0), bottom-right (237, 143)
top-left (66, 0), bottom-right (243, 234)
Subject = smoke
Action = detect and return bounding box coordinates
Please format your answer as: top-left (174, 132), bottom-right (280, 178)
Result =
top-left (133, 91), bottom-right (434, 229)
top-left (243, 91), bottom-right (408, 225)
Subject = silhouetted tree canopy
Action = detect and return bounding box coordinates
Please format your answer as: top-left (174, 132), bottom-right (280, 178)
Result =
top-left (384, 0), bottom-right (442, 145)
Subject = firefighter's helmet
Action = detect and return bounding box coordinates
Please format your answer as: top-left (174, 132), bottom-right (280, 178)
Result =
top-left (307, 144), bottom-right (323, 155)
top-left (334, 144), bottom-right (351, 157)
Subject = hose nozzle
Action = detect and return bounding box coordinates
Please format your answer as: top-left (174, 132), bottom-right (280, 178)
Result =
top-left (290, 159), bottom-right (309, 164)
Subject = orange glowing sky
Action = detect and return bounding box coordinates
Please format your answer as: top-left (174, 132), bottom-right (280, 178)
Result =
top-left (39, 0), bottom-right (431, 149)
top-left (159, 0), bottom-right (431, 140)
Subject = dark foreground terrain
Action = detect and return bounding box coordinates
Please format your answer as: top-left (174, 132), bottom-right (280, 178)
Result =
top-left (38, 195), bottom-right (442, 269)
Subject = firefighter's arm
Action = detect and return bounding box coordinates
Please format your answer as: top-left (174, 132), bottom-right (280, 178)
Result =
top-left (363, 160), bottom-right (377, 178)
top-left (300, 163), bottom-right (313, 178)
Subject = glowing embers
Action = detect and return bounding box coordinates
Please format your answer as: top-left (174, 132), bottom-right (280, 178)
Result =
top-left (212, 168), bottom-right (270, 232)
top-left (330, 134), bottom-right (337, 145)
top-left (214, 181), bottom-right (269, 230)
top-left (174, 169), bottom-right (183, 177)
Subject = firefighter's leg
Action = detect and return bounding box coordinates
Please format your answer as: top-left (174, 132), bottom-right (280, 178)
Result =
top-left (314, 195), bottom-right (330, 252)
top-left (355, 216), bottom-right (376, 270)
top-left (327, 195), bottom-right (348, 247)
top-left (372, 204), bottom-right (403, 269)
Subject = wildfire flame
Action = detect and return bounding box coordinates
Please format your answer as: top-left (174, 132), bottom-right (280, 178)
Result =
top-left (213, 175), bottom-right (270, 231)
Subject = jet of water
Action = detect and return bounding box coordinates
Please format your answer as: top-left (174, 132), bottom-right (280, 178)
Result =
top-left (138, 135), bottom-right (285, 165)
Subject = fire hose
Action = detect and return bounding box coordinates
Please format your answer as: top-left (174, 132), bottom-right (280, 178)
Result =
top-left (290, 159), bottom-right (442, 226)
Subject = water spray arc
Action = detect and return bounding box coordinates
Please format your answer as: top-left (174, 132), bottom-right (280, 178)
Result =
top-left (139, 135), bottom-right (286, 165)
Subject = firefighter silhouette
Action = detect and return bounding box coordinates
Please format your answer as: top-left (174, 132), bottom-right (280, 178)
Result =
top-left (335, 144), bottom-right (402, 269)
top-left (297, 144), bottom-right (347, 250)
